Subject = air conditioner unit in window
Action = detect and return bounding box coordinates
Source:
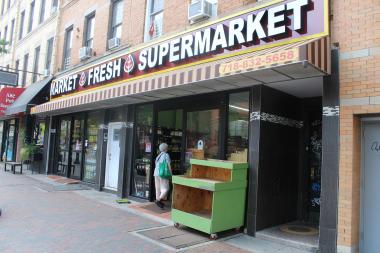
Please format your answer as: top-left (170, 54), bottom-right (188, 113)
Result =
top-left (43, 69), bottom-right (50, 77)
top-left (79, 47), bottom-right (92, 60)
top-left (108, 37), bottom-right (120, 50)
top-left (188, 0), bottom-right (213, 24)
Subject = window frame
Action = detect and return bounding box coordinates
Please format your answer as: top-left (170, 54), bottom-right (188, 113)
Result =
top-left (15, 59), bottom-right (19, 86)
top-left (22, 53), bottom-right (29, 87)
top-left (62, 26), bottom-right (73, 70)
top-left (32, 45), bottom-right (40, 83)
top-left (45, 37), bottom-right (54, 71)
top-left (9, 19), bottom-right (15, 45)
top-left (3, 25), bottom-right (7, 41)
top-left (28, 1), bottom-right (35, 33)
top-left (19, 10), bottom-right (25, 40)
top-left (108, 0), bottom-right (123, 41)
top-left (1, 0), bottom-right (5, 15)
top-left (51, 0), bottom-right (58, 12)
top-left (83, 11), bottom-right (95, 48)
top-left (39, 0), bottom-right (46, 24)
top-left (144, 0), bottom-right (164, 41)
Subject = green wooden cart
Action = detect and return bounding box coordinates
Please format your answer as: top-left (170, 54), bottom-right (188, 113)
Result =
top-left (171, 159), bottom-right (248, 239)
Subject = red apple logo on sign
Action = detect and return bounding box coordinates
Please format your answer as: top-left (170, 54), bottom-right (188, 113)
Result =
top-left (124, 54), bottom-right (136, 74)
top-left (79, 72), bottom-right (86, 87)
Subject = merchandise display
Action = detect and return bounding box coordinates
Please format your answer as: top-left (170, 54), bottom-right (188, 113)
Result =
top-left (171, 159), bottom-right (248, 238)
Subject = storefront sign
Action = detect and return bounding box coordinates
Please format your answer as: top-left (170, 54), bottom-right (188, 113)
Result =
top-left (50, 0), bottom-right (328, 99)
top-left (219, 48), bottom-right (299, 75)
top-left (0, 87), bottom-right (25, 117)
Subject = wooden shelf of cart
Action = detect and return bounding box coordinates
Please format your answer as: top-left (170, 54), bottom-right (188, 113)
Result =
top-left (171, 159), bottom-right (248, 237)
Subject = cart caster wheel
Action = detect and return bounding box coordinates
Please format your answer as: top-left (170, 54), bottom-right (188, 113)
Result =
top-left (174, 223), bottom-right (180, 228)
top-left (210, 234), bottom-right (218, 240)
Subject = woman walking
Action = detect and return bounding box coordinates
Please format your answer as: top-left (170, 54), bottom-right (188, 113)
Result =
top-left (154, 143), bottom-right (171, 209)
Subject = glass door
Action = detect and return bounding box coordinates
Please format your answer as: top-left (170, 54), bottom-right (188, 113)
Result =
top-left (185, 108), bottom-right (220, 172)
top-left (156, 109), bottom-right (183, 175)
top-left (83, 112), bottom-right (102, 183)
top-left (70, 117), bottom-right (85, 179)
top-left (57, 118), bottom-right (71, 176)
top-left (131, 104), bottom-right (153, 199)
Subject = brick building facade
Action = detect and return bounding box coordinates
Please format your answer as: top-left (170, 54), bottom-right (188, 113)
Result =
top-left (1, 0), bottom-right (379, 252)
top-left (331, 0), bottom-right (380, 252)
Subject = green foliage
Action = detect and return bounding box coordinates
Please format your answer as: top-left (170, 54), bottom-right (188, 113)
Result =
top-left (20, 144), bottom-right (39, 162)
top-left (0, 39), bottom-right (9, 54)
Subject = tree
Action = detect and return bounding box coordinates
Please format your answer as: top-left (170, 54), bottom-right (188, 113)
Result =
top-left (0, 39), bottom-right (9, 54)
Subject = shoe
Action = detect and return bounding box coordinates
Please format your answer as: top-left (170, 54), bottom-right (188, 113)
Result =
top-left (155, 200), bottom-right (164, 209)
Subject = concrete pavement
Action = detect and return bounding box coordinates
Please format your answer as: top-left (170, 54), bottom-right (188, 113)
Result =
top-left (0, 169), bottom-right (248, 253)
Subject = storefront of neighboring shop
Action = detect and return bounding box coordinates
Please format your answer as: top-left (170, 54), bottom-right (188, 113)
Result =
top-left (32, 0), bottom-right (340, 251)
top-left (0, 87), bottom-right (25, 162)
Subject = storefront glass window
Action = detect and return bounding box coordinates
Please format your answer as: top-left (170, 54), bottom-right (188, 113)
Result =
top-left (131, 104), bottom-right (153, 199)
top-left (157, 110), bottom-right (183, 175)
top-left (5, 119), bottom-right (17, 161)
top-left (0, 121), bottom-right (4, 161)
top-left (57, 119), bottom-right (71, 175)
top-left (70, 118), bottom-right (84, 179)
top-left (83, 112), bottom-right (103, 183)
top-left (33, 120), bottom-right (45, 146)
top-left (186, 109), bottom-right (220, 170)
top-left (227, 92), bottom-right (249, 162)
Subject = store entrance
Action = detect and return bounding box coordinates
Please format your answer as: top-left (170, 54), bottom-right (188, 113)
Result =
top-left (154, 107), bottom-right (221, 201)
top-left (55, 115), bottom-right (85, 180)
top-left (3, 119), bottom-right (18, 162)
top-left (255, 85), bottom-right (322, 251)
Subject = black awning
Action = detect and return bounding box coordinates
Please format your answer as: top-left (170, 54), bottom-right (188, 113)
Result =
top-left (5, 77), bottom-right (52, 116)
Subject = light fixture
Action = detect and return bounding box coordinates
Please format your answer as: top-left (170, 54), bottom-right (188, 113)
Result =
top-left (229, 105), bottom-right (249, 112)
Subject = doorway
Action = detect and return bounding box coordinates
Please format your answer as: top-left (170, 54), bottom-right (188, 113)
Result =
top-left (104, 122), bottom-right (123, 190)
top-left (360, 120), bottom-right (380, 253)
top-left (56, 117), bottom-right (71, 176)
top-left (70, 117), bottom-right (85, 180)
top-left (55, 115), bottom-right (85, 179)
top-left (3, 119), bottom-right (18, 162)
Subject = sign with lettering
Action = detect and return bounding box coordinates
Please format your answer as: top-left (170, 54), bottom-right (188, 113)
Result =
top-left (219, 48), bottom-right (299, 75)
top-left (50, 0), bottom-right (329, 98)
top-left (0, 87), bottom-right (25, 117)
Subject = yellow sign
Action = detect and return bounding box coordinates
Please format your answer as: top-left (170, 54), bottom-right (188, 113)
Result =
top-left (219, 48), bottom-right (299, 75)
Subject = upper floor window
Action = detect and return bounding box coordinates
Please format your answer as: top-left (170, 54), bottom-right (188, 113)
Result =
top-left (84, 12), bottom-right (95, 48)
top-left (45, 37), bottom-right (54, 72)
top-left (62, 26), bottom-right (73, 70)
top-left (14, 59), bottom-right (19, 85)
top-left (28, 1), bottom-right (35, 33)
top-left (9, 19), bottom-right (14, 44)
top-left (32, 46), bottom-right (40, 83)
top-left (145, 0), bottom-right (164, 41)
top-left (3, 25), bottom-right (7, 41)
top-left (22, 53), bottom-right (29, 86)
top-left (39, 0), bottom-right (46, 24)
top-left (19, 10), bottom-right (25, 40)
top-left (51, 0), bottom-right (58, 12)
top-left (1, 0), bottom-right (5, 15)
top-left (109, 0), bottom-right (123, 40)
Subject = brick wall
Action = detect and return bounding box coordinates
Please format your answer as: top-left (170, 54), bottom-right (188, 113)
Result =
top-left (331, 0), bottom-right (380, 251)
top-left (55, 0), bottom-right (263, 72)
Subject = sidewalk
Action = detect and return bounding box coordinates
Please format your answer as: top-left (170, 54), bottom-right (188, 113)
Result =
top-left (3, 166), bottom-right (316, 253)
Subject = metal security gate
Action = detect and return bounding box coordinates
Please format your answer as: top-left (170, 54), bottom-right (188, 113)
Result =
top-left (361, 120), bottom-right (380, 253)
